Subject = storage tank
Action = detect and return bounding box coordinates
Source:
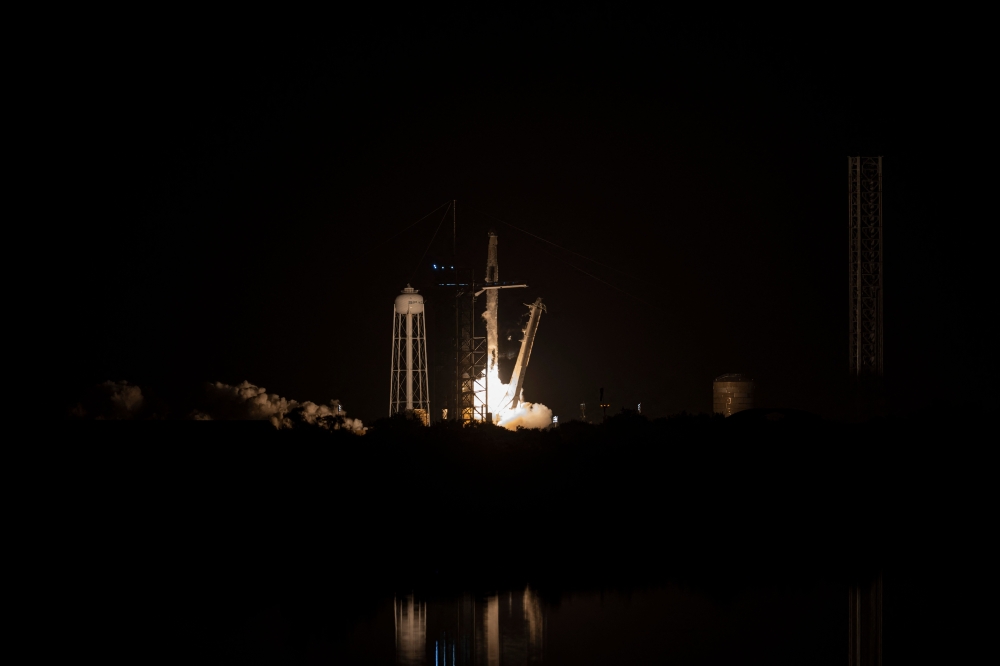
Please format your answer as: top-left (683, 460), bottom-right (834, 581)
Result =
top-left (389, 285), bottom-right (430, 420)
top-left (713, 374), bottom-right (754, 417)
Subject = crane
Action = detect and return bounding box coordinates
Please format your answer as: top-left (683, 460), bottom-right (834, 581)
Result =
top-left (495, 297), bottom-right (547, 414)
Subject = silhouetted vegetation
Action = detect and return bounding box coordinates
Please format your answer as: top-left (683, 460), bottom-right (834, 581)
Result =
top-left (48, 411), bottom-right (989, 661)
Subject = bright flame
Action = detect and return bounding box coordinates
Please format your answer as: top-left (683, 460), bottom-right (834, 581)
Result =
top-left (482, 364), bottom-right (552, 430)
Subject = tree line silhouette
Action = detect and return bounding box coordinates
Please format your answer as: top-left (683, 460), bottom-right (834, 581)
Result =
top-left (50, 409), bottom-right (986, 661)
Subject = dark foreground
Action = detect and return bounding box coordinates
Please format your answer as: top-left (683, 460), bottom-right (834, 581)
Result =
top-left (38, 411), bottom-right (990, 663)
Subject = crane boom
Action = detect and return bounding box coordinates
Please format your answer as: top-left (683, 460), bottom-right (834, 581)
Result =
top-left (496, 297), bottom-right (546, 413)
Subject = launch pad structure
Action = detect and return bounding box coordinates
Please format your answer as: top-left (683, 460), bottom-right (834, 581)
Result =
top-left (454, 269), bottom-right (489, 423)
top-left (454, 229), bottom-right (541, 424)
top-left (392, 202), bottom-right (545, 424)
top-left (494, 296), bottom-right (546, 414)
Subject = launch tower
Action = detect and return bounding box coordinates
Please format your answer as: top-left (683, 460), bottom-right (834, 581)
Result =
top-left (432, 212), bottom-right (528, 423)
top-left (455, 271), bottom-right (489, 424)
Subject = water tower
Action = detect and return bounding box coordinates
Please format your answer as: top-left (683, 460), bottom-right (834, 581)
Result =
top-left (390, 285), bottom-right (430, 425)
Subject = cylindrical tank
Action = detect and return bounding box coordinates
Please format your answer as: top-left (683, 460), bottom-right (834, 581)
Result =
top-left (394, 286), bottom-right (424, 314)
top-left (713, 374), bottom-right (754, 417)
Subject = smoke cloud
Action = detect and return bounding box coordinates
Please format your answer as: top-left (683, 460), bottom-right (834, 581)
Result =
top-left (197, 381), bottom-right (364, 431)
top-left (70, 380), bottom-right (144, 420)
top-left (497, 401), bottom-right (553, 430)
top-left (69, 379), bottom-right (363, 431)
top-left (482, 304), bottom-right (552, 430)
top-left (198, 381), bottom-right (292, 422)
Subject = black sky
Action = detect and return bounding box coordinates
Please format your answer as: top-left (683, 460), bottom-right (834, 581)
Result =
top-left (54, 16), bottom-right (992, 423)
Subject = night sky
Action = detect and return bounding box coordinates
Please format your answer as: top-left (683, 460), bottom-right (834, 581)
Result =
top-left (55, 17), bottom-right (991, 424)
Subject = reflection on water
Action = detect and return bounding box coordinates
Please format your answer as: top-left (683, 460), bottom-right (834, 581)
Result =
top-left (393, 587), bottom-right (544, 665)
top-left (395, 595), bottom-right (427, 665)
top-left (377, 580), bottom-right (843, 666)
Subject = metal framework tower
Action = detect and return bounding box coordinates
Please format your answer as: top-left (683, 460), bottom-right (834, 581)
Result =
top-left (440, 210), bottom-right (529, 424)
top-left (390, 285), bottom-right (430, 423)
top-left (455, 269), bottom-right (488, 424)
top-left (849, 156), bottom-right (883, 380)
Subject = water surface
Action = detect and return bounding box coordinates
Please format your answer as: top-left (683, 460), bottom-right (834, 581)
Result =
top-left (343, 580), bottom-right (841, 665)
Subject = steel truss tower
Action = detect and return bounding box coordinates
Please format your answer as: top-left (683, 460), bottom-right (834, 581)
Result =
top-left (444, 211), bottom-right (526, 424)
top-left (454, 269), bottom-right (488, 423)
top-left (848, 156), bottom-right (883, 381)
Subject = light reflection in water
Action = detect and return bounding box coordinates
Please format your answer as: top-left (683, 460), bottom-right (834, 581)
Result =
top-left (395, 595), bottom-right (427, 665)
top-left (394, 587), bottom-right (544, 665)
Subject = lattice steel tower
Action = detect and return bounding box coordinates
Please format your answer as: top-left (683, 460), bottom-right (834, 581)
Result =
top-left (848, 156), bottom-right (883, 381)
top-left (454, 274), bottom-right (488, 424)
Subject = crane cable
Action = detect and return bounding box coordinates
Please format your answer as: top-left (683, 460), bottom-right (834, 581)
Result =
top-left (531, 242), bottom-right (665, 312)
top-left (472, 208), bottom-right (662, 312)
top-left (359, 200), bottom-right (452, 258)
top-left (409, 201), bottom-right (452, 283)
top-left (477, 210), bottom-right (641, 280)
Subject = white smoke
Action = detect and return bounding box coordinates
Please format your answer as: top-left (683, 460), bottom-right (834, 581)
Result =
top-left (497, 401), bottom-right (553, 430)
top-left (105, 380), bottom-right (143, 417)
top-left (70, 380), bottom-right (144, 419)
top-left (201, 381), bottom-right (291, 422)
top-left (198, 380), bottom-right (364, 431)
top-left (481, 297), bottom-right (552, 430)
top-left (291, 399), bottom-right (365, 431)
top-left (481, 365), bottom-right (553, 430)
